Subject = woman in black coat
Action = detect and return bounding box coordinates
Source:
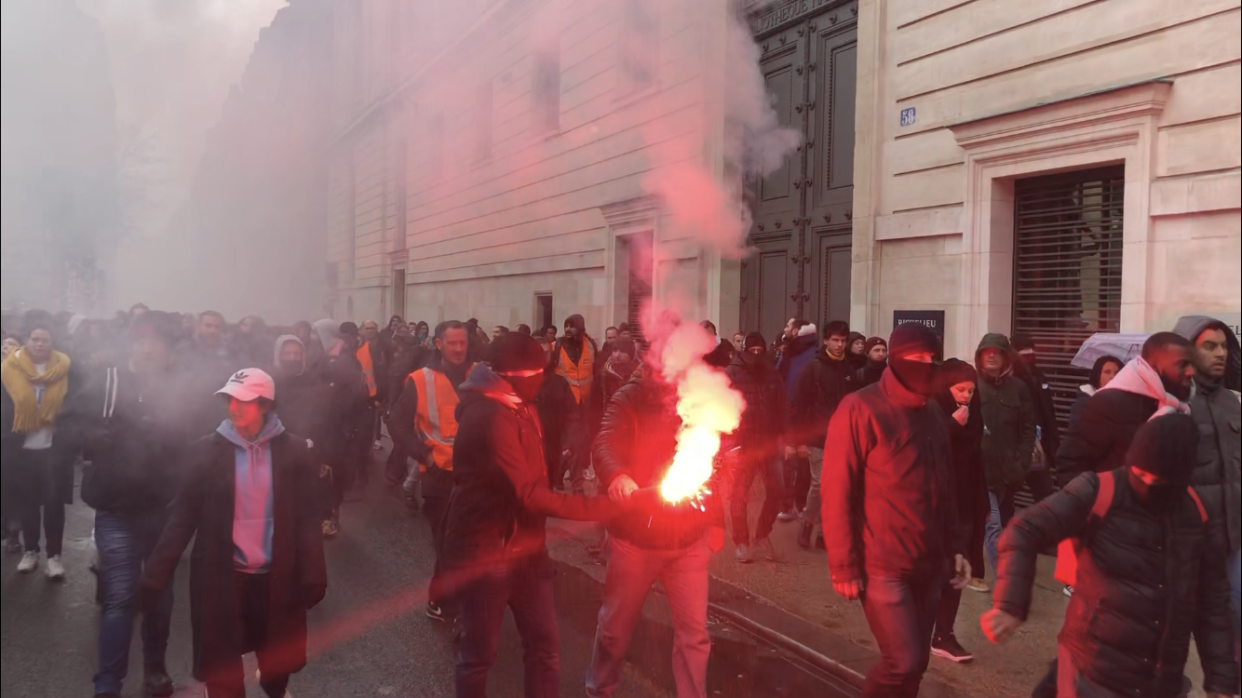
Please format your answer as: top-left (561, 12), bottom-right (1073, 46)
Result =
top-left (930, 359), bottom-right (988, 663)
top-left (1068, 354), bottom-right (1122, 430)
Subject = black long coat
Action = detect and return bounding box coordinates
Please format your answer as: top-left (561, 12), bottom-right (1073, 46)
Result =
top-left (142, 431), bottom-right (327, 681)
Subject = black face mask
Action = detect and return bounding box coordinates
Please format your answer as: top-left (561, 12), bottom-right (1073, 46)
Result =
top-left (741, 352), bottom-right (766, 368)
top-left (279, 360), bottom-right (304, 377)
top-left (507, 375), bottom-right (545, 403)
top-left (890, 358), bottom-right (938, 397)
top-left (1127, 468), bottom-right (1179, 510)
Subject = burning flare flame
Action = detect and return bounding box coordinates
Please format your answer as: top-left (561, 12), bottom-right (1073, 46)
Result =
top-left (657, 324), bottom-right (746, 503)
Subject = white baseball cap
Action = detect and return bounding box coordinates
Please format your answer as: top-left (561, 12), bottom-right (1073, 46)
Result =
top-left (216, 368), bottom-right (276, 402)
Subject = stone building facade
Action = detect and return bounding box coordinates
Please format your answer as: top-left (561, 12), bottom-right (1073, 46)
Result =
top-left (327, 0), bottom-right (1239, 404)
top-left (850, 0), bottom-right (1240, 412)
top-left (327, 0), bottom-right (744, 337)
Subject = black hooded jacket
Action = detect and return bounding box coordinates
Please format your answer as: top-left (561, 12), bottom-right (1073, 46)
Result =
top-left (593, 367), bottom-right (726, 550)
top-left (995, 470), bottom-right (1236, 696)
top-left (442, 365), bottom-right (628, 570)
top-left (934, 359), bottom-right (988, 575)
top-left (975, 334), bottom-right (1037, 493)
top-left (724, 352), bottom-right (787, 454)
top-left (791, 351), bottom-right (856, 449)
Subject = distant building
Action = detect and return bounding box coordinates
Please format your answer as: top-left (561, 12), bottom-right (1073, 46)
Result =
top-left (0, 1), bottom-right (117, 313)
top-left (169, 0), bottom-right (334, 321)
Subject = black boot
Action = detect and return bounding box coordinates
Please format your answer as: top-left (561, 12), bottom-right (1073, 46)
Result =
top-left (143, 663), bottom-right (173, 697)
top-left (797, 521), bottom-right (814, 550)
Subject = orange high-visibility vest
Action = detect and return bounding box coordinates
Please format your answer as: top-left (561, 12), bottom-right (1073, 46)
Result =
top-left (357, 344), bottom-right (377, 398)
top-left (557, 340), bottom-right (595, 404)
top-left (413, 367), bottom-right (461, 472)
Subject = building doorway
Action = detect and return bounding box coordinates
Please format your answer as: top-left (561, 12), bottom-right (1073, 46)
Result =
top-left (741, 2), bottom-right (858, 338)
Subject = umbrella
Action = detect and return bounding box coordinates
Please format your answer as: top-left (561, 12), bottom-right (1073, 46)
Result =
top-left (1071, 333), bottom-right (1150, 370)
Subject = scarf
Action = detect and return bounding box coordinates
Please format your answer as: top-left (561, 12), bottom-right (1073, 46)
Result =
top-left (1, 349), bottom-right (72, 433)
top-left (1098, 357), bottom-right (1190, 419)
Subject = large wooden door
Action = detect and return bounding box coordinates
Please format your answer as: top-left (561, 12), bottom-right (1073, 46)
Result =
top-left (742, 2), bottom-right (857, 336)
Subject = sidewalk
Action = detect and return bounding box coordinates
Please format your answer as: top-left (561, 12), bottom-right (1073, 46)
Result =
top-left (547, 486), bottom-right (1213, 698)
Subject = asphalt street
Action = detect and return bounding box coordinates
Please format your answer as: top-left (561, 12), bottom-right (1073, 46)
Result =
top-left (0, 462), bottom-right (667, 698)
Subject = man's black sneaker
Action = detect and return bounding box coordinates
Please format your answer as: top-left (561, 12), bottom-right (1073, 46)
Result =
top-left (143, 663), bottom-right (174, 697)
top-left (426, 602), bottom-right (449, 623)
top-left (931, 635), bottom-right (974, 664)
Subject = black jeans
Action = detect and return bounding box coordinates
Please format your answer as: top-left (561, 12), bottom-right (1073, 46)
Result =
top-left (204, 573), bottom-right (292, 698)
top-left (422, 467), bottom-right (453, 610)
top-left (782, 456), bottom-right (811, 512)
top-left (932, 582), bottom-right (961, 641)
top-left (17, 449), bottom-right (65, 556)
top-left (730, 453), bottom-right (784, 546)
top-left (455, 553), bottom-right (560, 698)
top-left (861, 571), bottom-right (943, 698)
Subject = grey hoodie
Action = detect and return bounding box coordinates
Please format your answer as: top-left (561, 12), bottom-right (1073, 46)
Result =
top-left (1174, 315), bottom-right (1241, 553)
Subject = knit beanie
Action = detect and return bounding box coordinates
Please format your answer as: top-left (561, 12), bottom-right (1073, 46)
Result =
top-left (744, 332), bottom-right (767, 351)
top-left (889, 323), bottom-right (939, 359)
top-left (938, 358), bottom-right (978, 388)
top-left (864, 336), bottom-right (887, 354)
top-left (489, 332), bottom-right (547, 374)
top-left (1126, 413), bottom-right (1199, 489)
top-left (565, 314), bottom-right (587, 334)
top-left (612, 338), bottom-right (638, 359)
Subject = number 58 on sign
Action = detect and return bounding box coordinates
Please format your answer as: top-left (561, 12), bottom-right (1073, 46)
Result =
top-left (900, 107), bottom-right (916, 127)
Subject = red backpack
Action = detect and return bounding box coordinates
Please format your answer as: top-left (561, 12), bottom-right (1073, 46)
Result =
top-left (1054, 471), bottom-right (1208, 587)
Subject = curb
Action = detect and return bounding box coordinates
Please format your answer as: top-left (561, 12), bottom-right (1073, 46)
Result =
top-left (551, 556), bottom-right (862, 698)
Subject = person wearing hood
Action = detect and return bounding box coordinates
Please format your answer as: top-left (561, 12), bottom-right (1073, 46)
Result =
top-left (984, 414), bottom-right (1237, 698)
top-left (856, 336), bottom-right (888, 388)
top-left (1068, 355), bottom-right (1123, 430)
top-left (791, 320), bottom-right (857, 547)
top-left (822, 323), bottom-right (971, 698)
top-left (554, 314), bottom-right (599, 494)
top-left (272, 336), bottom-right (331, 476)
top-left (1, 324), bottom-right (73, 579)
top-left (536, 336), bottom-right (580, 488)
top-left (976, 333), bottom-right (1037, 573)
top-left (929, 359), bottom-right (988, 664)
top-left (1056, 332), bottom-right (1195, 486)
top-left (1174, 315), bottom-right (1241, 685)
top-left (383, 321), bottom-right (430, 489)
top-left (389, 320), bottom-right (475, 623)
top-left (61, 312), bottom-right (198, 698)
top-left (312, 319), bottom-right (368, 539)
top-left (446, 333), bottom-right (644, 698)
top-left (139, 369), bottom-right (326, 698)
top-left (700, 320), bottom-right (735, 369)
top-left (724, 332), bottom-right (788, 563)
top-left (847, 331), bottom-right (868, 372)
top-left (1009, 335), bottom-right (1058, 503)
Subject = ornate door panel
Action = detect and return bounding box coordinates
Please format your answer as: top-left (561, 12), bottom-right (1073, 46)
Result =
top-left (806, 229), bottom-right (852, 329)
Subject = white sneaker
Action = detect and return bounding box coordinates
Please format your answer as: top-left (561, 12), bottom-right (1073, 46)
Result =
top-left (16, 551), bottom-right (39, 573)
top-left (45, 555), bottom-right (65, 580)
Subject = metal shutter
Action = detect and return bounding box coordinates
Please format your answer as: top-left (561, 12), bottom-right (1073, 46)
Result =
top-left (1012, 166), bottom-right (1125, 428)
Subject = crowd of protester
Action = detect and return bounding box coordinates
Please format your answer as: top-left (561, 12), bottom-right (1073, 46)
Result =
top-left (1, 303), bottom-right (1238, 698)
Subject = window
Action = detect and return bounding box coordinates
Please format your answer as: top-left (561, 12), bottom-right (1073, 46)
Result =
top-left (531, 49), bottom-right (561, 135)
top-left (476, 80), bottom-right (494, 164)
top-left (617, 0), bottom-right (659, 97)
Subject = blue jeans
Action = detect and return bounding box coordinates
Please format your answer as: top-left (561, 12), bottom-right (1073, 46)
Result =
top-left (455, 553), bottom-right (560, 698)
top-left (588, 535), bottom-right (711, 698)
top-left (985, 488), bottom-right (1017, 573)
top-left (861, 572), bottom-right (944, 698)
top-left (730, 453), bottom-right (785, 546)
top-left (93, 510), bottom-right (175, 696)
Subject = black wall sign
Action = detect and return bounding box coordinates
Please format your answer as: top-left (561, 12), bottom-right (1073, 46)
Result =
top-left (893, 310), bottom-right (946, 359)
